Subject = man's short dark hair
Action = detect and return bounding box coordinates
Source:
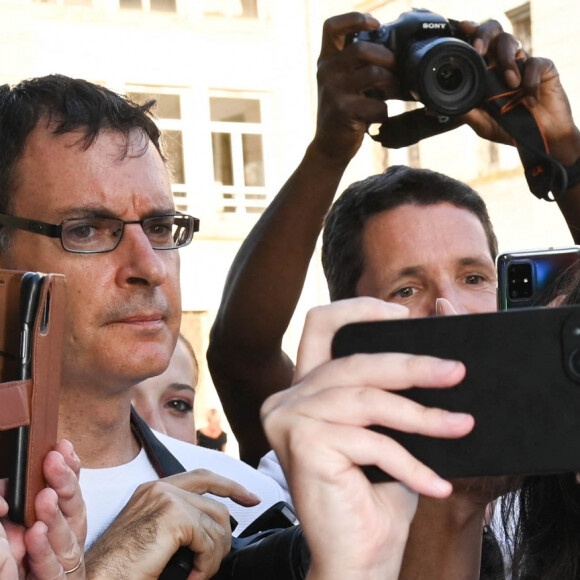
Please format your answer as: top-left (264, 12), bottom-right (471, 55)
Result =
top-left (0, 74), bottom-right (163, 250)
top-left (322, 165), bottom-right (499, 301)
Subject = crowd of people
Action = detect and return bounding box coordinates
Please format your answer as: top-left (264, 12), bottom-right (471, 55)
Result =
top-left (0, 8), bottom-right (579, 580)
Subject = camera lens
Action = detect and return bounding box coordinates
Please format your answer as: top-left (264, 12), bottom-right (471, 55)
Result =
top-left (436, 62), bottom-right (464, 92)
top-left (404, 37), bottom-right (487, 115)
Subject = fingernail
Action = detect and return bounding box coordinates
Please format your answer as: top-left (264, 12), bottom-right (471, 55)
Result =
top-left (437, 359), bottom-right (461, 373)
top-left (431, 477), bottom-right (452, 495)
top-left (444, 411), bottom-right (472, 424)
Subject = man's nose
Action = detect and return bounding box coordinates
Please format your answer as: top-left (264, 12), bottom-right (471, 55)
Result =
top-left (114, 224), bottom-right (168, 288)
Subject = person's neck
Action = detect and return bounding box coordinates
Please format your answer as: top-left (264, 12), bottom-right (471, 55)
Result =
top-left (58, 382), bottom-right (140, 469)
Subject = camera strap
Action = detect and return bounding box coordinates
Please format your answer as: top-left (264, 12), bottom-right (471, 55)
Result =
top-left (479, 62), bottom-right (567, 201)
top-left (369, 60), bottom-right (571, 201)
top-left (130, 407), bottom-right (187, 477)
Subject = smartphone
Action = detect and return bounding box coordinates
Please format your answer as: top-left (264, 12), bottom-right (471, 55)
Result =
top-left (497, 246), bottom-right (580, 310)
top-left (7, 272), bottom-right (44, 524)
top-left (331, 305), bottom-right (580, 482)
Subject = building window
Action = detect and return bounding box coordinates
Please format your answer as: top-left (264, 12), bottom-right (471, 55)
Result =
top-left (203, 0), bottom-right (258, 18)
top-left (506, 3), bottom-right (532, 54)
top-left (210, 96), bottom-right (267, 214)
top-left (119, 0), bottom-right (177, 12)
top-left (127, 90), bottom-right (187, 211)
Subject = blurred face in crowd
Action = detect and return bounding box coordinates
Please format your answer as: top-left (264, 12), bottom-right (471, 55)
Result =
top-left (356, 203), bottom-right (498, 317)
top-left (0, 125), bottom-right (182, 392)
top-left (132, 336), bottom-right (197, 444)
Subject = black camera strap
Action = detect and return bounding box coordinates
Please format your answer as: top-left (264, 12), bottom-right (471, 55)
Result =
top-left (480, 62), bottom-right (568, 201)
top-left (130, 407), bottom-right (187, 477)
top-left (369, 60), bottom-right (575, 201)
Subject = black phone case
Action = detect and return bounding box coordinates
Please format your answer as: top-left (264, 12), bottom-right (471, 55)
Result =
top-left (331, 305), bottom-right (580, 482)
top-left (8, 272), bottom-right (44, 523)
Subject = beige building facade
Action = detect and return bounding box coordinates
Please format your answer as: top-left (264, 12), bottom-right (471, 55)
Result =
top-left (1, 0), bottom-right (578, 456)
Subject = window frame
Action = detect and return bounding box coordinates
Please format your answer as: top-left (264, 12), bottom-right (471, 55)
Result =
top-left (209, 91), bottom-right (271, 215)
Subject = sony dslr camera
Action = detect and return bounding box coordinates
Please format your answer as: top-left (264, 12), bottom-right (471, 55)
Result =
top-left (355, 8), bottom-right (487, 116)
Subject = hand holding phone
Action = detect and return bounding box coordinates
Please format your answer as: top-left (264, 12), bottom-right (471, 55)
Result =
top-left (332, 305), bottom-right (580, 482)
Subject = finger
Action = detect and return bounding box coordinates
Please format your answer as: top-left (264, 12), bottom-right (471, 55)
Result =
top-left (458, 19), bottom-right (503, 55)
top-left (159, 469), bottom-right (261, 507)
top-left (320, 12), bottom-right (380, 57)
top-left (33, 487), bottom-right (83, 575)
top-left (0, 524), bottom-right (17, 580)
top-left (491, 32), bottom-right (525, 88)
top-left (0, 493), bottom-right (8, 518)
top-left (435, 297), bottom-right (458, 316)
top-left (264, 380), bottom-right (473, 440)
top-left (54, 440), bottom-right (81, 478)
top-left (328, 423), bottom-right (455, 497)
top-left (186, 511), bottom-right (231, 579)
top-left (520, 56), bottom-right (559, 106)
top-left (295, 298), bottom-right (409, 381)
top-left (42, 447), bottom-right (87, 549)
top-left (279, 419), bottom-right (454, 499)
top-left (326, 54), bottom-right (398, 99)
top-left (292, 352), bottom-right (465, 400)
top-left (25, 521), bottom-right (65, 580)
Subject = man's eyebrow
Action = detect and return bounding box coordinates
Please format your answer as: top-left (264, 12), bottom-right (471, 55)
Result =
top-left (389, 266), bottom-right (425, 284)
top-left (54, 206), bottom-right (176, 220)
top-left (166, 383), bottom-right (196, 395)
top-left (389, 256), bottom-right (495, 283)
top-left (457, 256), bottom-right (496, 268)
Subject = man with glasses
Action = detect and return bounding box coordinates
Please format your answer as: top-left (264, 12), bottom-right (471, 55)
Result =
top-left (0, 213), bottom-right (199, 254)
top-left (0, 75), bottom-right (289, 577)
top-left (0, 73), bottom-right (471, 578)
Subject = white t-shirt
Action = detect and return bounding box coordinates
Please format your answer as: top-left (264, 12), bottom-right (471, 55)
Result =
top-left (258, 450), bottom-right (292, 504)
top-left (80, 431), bottom-right (287, 548)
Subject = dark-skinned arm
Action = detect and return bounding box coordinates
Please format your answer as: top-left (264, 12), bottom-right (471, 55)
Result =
top-left (207, 11), bottom-right (397, 466)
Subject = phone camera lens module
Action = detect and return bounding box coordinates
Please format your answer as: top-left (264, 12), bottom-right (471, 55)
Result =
top-left (507, 262), bottom-right (533, 300)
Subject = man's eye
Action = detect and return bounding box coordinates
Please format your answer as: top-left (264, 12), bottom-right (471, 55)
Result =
top-left (67, 224), bottom-right (98, 240)
top-left (465, 274), bottom-right (485, 285)
top-left (392, 287), bottom-right (416, 299)
top-left (145, 220), bottom-right (174, 242)
top-left (165, 399), bottom-right (193, 414)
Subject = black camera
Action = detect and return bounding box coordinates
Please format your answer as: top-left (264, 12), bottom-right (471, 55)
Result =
top-left (356, 8), bottom-right (487, 116)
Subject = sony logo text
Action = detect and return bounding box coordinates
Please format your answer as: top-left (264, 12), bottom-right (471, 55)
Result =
top-left (422, 23), bottom-right (446, 29)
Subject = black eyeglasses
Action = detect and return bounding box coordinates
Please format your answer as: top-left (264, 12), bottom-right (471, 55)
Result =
top-left (0, 213), bottom-right (200, 254)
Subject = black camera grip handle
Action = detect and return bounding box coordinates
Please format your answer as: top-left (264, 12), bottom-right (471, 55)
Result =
top-left (368, 108), bottom-right (463, 149)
